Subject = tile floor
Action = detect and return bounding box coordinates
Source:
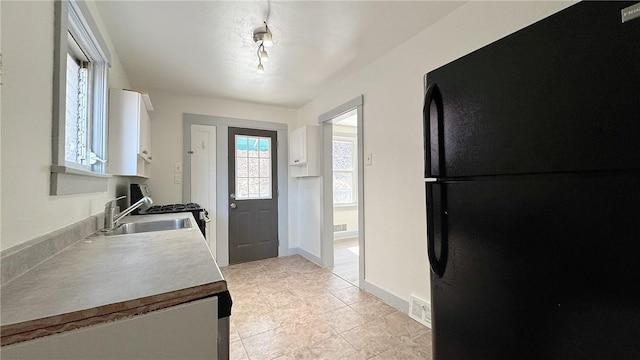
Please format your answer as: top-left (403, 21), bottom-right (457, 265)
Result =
top-left (221, 255), bottom-right (432, 360)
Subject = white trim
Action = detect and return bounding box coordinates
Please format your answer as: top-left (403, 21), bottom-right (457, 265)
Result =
top-left (319, 96), bottom-right (365, 289)
top-left (183, 114), bottom-right (288, 268)
top-left (318, 96), bottom-right (364, 124)
top-left (287, 248), bottom-right (322, 265)
top-left (334, 230), bottom-right (358, 240)
top-left (51, 0), bottom-right (110, 194)
top-left (363, 280), bottom-right (410, 314)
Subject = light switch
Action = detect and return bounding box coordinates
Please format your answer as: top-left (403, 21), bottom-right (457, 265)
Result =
top-left (366, 152), bottom-right (373, 166)
top-left (174, 162), bottom-right (183, 173)
top-left (174, 174), bottom-right (182, 184)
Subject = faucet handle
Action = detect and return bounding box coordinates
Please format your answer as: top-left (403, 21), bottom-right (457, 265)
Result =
top-left (105, 195), bottom-right (127, 209)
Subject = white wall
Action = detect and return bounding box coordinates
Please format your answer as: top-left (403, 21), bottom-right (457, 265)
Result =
top-left (144, 90), bottom-right (297, 205)
top-left (295, 2), bottom-right (574, 305)
top-left (0, 1), bottom-right (132, 250)
top-left (143, 90), bottom-right (297, 259)
top-left (334, 206), bottom-right (358, 236)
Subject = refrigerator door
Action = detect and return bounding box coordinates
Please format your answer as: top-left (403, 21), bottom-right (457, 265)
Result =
top-left (428, 174), bottom-right (640, 359)
top-left (425, 1), bottom-right (640, 178)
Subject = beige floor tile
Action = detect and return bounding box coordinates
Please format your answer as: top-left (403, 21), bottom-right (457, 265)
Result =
top-left (234, 311), bottom-right (281, 338)
top-left (279, 335), bottom-right (367, 360)
top-left (281, 318), bottom-right (336, 348)
top-left (230, 339), bottom-right (250, 360)
top-left (270, 302), bottom-right (317, 327)
top-left (303, 293), bottom-right (348, 314)
top-left (330, 286), bottom-right (373, 305)
top-left (223, 255), bottom-right (432, 359)
top-left (380, 311), bottom-right (430, 340)
top-left (340, 320), bottom-right (402, 358)
top-left (318, 305), bottom-right (368, 333)
top-left (370, 335), bottom-right (433, 359)
top-left (261, 289), bottom-right (303, 308)
top-left (242, 327), bottom-right (306, 360)
top-left (232, 295), bottom-right (274, 318)
top-left (349, 296), bottom-right (397, 322)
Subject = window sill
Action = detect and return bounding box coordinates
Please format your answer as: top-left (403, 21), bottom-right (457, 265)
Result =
top-left (333, 203), bottom-right (358, 209)
top-left (50, 165), bottom-right (111, 195)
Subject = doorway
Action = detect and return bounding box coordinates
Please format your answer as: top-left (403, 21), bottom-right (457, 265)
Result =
top-left (190, 124), bottom-right (217, 256)
top-left (183, 113), bottom-right (289, 267)
top-left (331, 110), bottom-right (359, 285)
top-left (319, 96), bottom-right (364, 287)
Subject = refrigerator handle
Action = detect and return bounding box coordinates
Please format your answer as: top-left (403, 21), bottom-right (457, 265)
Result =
top-left (423, 83), bottom-right (444, 178)
top-left (426, 183), bottom-right (448, 278)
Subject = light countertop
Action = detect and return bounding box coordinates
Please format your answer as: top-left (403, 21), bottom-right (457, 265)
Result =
top-left (0, 213), bottom-right (226, 345)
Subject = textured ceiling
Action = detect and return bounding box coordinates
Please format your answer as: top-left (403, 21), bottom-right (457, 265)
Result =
top-left (96, 1), bottom-right (465, 109)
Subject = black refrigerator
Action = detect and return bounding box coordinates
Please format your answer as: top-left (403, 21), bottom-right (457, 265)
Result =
top-left (423, 2), bottom-right (640, 359)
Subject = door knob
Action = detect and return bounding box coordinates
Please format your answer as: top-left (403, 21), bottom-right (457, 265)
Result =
top-left (230, 203), bottom-right (237, 209)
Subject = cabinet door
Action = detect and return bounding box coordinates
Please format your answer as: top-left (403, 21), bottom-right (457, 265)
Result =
top-left (140, 102), bottom-right (151, 160)
top-left (138, 100), bottom-right (151, 161)
top-left (289, 127), bottom-right (307, 165)
top-left (1, 297), bottom-right (218, 359)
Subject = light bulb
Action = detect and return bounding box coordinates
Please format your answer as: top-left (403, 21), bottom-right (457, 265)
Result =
top-left (262, 32), bottom-right (273, 47)
top-left (260, 49), bottom-right (269, 62)
top-left (256, 63), bottom-right (265, 74)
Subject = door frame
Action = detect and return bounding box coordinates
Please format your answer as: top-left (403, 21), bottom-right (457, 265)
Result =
top-left (318, 95), bottom-right (365, 288)
top-left (227, 127), bottom-right (279, 264)
top-left (190, 124), bottom-right (217, 255)
top-left (183, 114), bottom-right (289, 267)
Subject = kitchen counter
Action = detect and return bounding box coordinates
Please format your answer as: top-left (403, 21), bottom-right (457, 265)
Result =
top-left (0, 213), bottom-right (227, 346)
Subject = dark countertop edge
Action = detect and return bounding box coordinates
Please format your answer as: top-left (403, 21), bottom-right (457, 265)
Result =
top-left (1, 281), bottom-right (227, 346)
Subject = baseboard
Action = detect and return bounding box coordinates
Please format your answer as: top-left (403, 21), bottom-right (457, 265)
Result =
top-left (363, 279), bottom-right (410, 314)
top-left (333, 231), bottom-right (359, 241)
top-left (284, 247), bottom-right (322, 265)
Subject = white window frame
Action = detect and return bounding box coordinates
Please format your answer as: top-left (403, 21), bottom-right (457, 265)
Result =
top-left (332, 135), bottom-right (358, 206)
top-left (235, 135), bottom-right (273, 200)
top-left (51, 0), bottom-right (111, 195)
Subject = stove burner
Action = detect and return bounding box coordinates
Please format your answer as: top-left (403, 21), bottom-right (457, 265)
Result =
top-left (145, 203), bottom-right (202, 214)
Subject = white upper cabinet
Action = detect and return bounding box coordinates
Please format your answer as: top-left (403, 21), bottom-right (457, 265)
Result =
top-left (108, 89), bottom-right (154, 178)
top-left (289, 125), bottom-right (319, 177)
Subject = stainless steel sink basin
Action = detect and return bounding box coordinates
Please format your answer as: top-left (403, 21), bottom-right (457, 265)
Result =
top-left (105, 218), bottom-right (191, 236)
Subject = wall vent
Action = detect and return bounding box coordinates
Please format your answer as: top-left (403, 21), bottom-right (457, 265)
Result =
top-left (333, 224), bottom-right (347, 232)
top-left (408, 295), bottom-right (431, 328)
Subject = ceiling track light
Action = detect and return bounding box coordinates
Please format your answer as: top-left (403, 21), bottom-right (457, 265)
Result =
top-left (253, 21), bottom-right (273, 74)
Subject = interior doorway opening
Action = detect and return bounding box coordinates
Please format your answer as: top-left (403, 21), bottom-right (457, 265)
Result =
top-left (319, 95), bottom-right (364, 288)
top-left (331, 110), bottom-right (359, 285)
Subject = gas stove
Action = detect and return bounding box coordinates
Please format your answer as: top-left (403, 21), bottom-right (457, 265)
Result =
top-left (130, 184), bottom-right (210, 236)
top-left (143, 203), bottom-right (203, 214)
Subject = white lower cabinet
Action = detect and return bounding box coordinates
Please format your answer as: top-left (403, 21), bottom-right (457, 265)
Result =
top-left (1, 297), bottom-right (218, 360)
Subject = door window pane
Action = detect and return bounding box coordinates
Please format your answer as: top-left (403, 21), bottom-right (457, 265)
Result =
top-left (236, 135), bottom-right (272, 200)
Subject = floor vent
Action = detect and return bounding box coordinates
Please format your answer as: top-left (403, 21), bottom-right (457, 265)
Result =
top-left (333, 224), bottom-right (347, 232)
top-left (408, 295), bottom-right (431, 328)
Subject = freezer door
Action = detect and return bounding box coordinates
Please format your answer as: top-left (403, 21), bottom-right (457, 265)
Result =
top-left (424, 1), bottom-right (640, 177)
top-left (428, 174), bottom-right (640, 359)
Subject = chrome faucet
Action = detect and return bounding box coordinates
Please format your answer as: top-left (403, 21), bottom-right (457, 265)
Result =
top-left (103, 196), bottom-right (153, 231)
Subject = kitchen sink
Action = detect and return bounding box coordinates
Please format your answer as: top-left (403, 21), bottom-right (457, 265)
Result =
top-left (105, 218), bottom-right (192, 236)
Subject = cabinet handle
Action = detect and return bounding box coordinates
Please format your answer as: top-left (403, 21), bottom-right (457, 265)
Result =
top-left (294, 159), bottom-right (299, 163)
top-left (142, 150), bottom-right (148, 155)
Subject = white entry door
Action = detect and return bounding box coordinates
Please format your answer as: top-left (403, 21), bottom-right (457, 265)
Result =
top-left (190, 125), bottom-right (217, 257)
